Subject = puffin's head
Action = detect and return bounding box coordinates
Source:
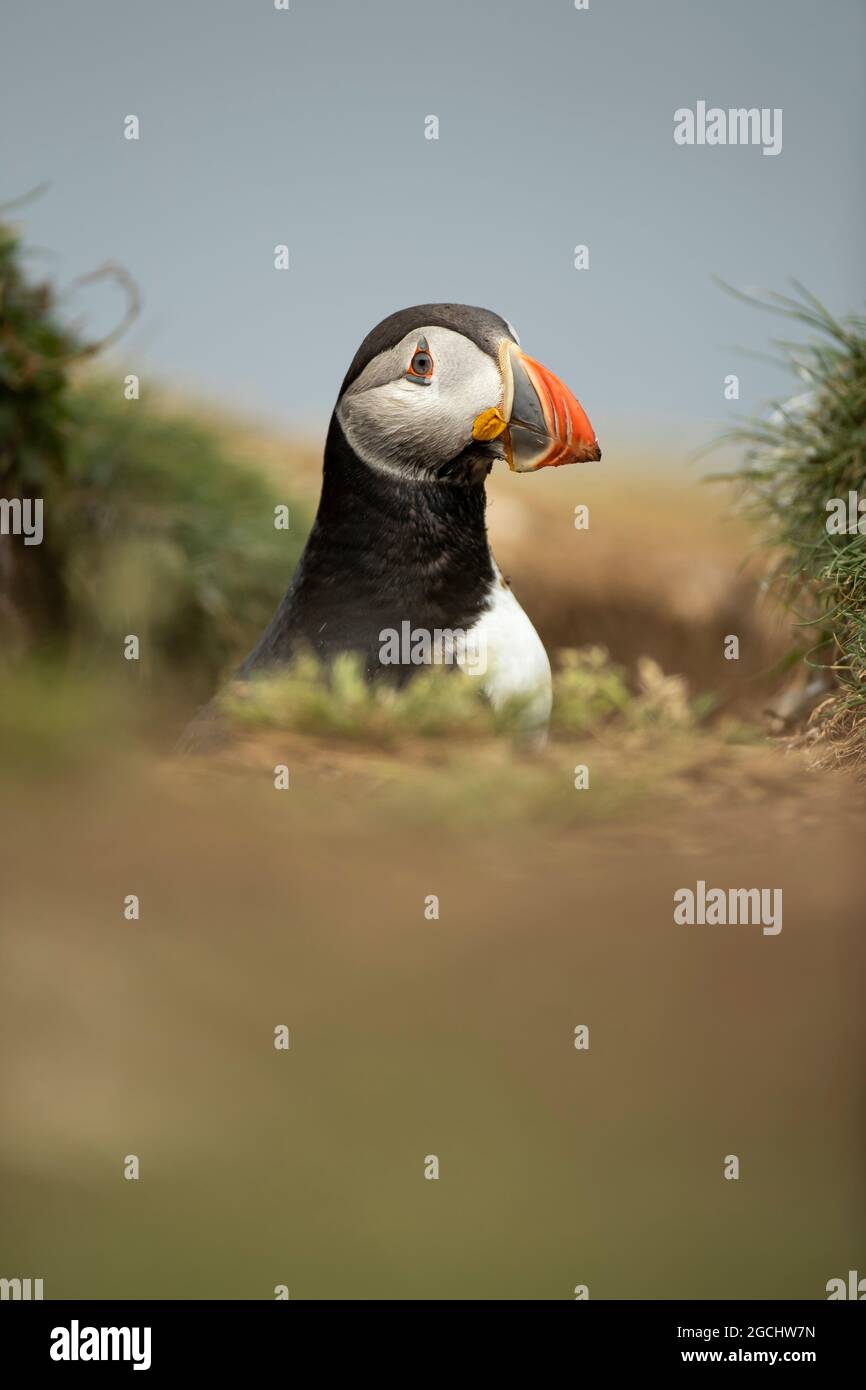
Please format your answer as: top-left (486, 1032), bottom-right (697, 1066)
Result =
top-left (335, 303), bottom-right (601, 483)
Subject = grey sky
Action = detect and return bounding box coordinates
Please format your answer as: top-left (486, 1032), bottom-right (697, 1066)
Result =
top-left (3, 0), bottom-right (865, 448)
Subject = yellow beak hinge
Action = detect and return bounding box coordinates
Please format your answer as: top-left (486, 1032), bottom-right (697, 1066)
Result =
top-left (472, 407), bottom-right (509, 441)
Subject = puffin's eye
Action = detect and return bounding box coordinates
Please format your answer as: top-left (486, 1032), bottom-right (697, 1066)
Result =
top-left (405, 339), bottom-right (434, 382)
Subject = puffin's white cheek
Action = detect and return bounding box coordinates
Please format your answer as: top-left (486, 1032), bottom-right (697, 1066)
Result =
top-left (338, 382), bottom-right (450, 470)
top-left (383, 379), bottom-right (461, 442)
top-left (389, 377), bottom-right (442, 409)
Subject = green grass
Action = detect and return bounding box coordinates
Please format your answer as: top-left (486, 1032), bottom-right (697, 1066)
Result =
top-left (220, 651), bottom-right (535, 744)
top-left (59, 379), bottom-right (308, 683)
top-left (218, 645), bottom-right (718, 747)
top-left (717, 285), bottom-right (866, 759)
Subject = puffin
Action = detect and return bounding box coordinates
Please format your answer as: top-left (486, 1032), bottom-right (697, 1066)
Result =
top-left (209, 304), bottom-right (599, 737)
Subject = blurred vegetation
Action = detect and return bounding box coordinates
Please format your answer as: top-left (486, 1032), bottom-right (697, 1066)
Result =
top-left (0, 225), bottom-right (77, 481)
top-left (219, 645), bottom-right (720, 748)
top-left (59, 381), bottom-right (305, 681)
top-left (552, 647), bottom-right (717, 734)
top-left (720, 285), bottom-right (866, 764)
top-left (221, 651), bottom-right (534, 744)
top-left (0, 221), bottom-right (306, 686)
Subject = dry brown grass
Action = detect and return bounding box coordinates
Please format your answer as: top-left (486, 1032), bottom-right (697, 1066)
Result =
top-left (484, 462), bottom-right (790, 716)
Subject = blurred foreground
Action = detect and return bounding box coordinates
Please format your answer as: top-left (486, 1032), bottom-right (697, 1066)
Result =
top-left (1, 641), bottom-right (864, 1298)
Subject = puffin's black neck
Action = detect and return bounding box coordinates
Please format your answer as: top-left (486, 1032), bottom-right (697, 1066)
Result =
top-left (317, 416), bottom-right (494, 587)
top-left (242, 418), bottom-right (497, 674)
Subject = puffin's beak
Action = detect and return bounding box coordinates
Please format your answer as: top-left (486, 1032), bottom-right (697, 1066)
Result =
top-left (496, 341), bottom-right (601, 472)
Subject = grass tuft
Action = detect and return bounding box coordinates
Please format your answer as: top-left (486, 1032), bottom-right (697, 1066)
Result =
top-left (717, 286), bottom-right (866, 763)
top-left (219, 646), bottom-right (715, 747)
top-left (219, 652), bottom-right (534, 745)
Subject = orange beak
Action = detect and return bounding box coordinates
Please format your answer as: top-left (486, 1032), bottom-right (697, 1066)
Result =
top-left (500, 342), bottom-right (601, 472)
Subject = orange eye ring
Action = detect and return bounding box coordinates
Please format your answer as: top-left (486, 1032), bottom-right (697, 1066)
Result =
top-left (405, 337), bottom-right (434, 382)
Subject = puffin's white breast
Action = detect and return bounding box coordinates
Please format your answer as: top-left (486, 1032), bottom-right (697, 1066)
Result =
top-left (459, 571), bottom-right (552, 729)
